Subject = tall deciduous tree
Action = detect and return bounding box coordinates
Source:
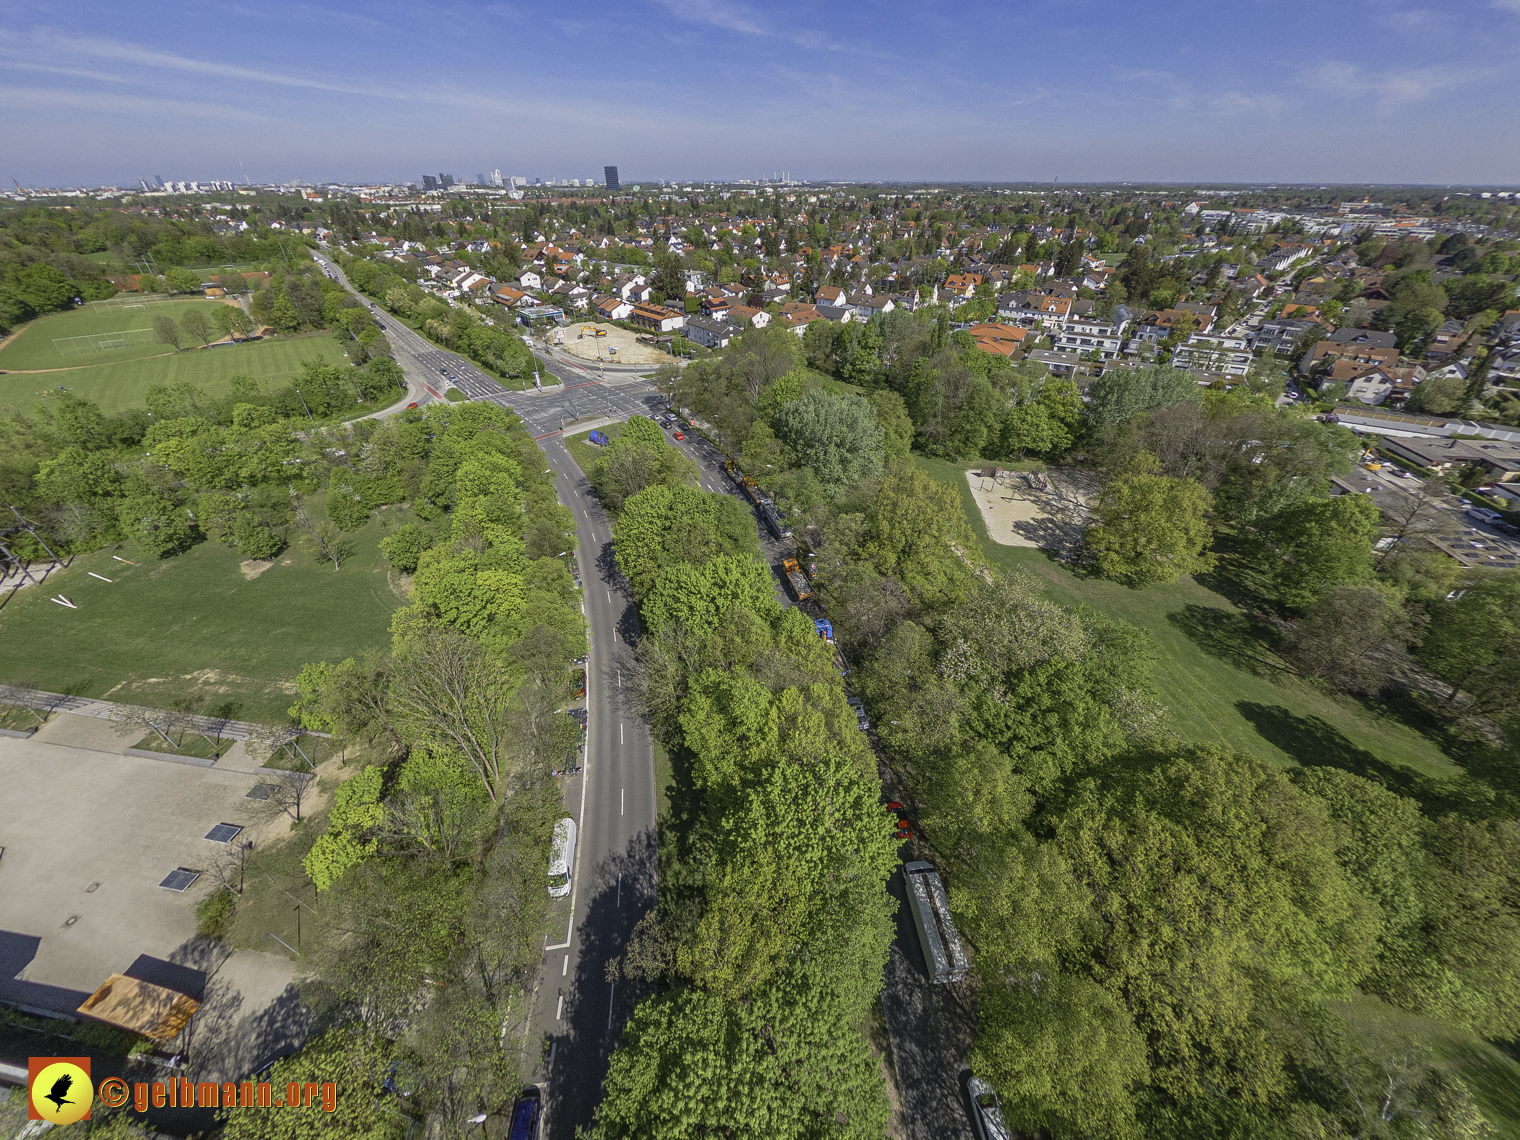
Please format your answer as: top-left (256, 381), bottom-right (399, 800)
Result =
top-left (772, 388), bottom-right (885, 491)
top-left (1083, 464), bottom-right (1215, 586)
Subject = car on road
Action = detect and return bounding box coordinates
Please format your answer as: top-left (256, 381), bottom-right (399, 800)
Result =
top-left (966, 1076), bottom-right (1012, 1140)
top-left (1467, 506), bottom-right (1503, 524)
top-left (405, 402), bottom-right (419, 409)
top-left (673, 431), bottom-right (685, 440)
top-left (508, 1086), bottom-right (542, 1140)
top-left (548, 817), bottom-right (577, 899)
top-left (378, 323), bottom-right (386, 330)
top-left (886, 801), bottom-right (914, 841)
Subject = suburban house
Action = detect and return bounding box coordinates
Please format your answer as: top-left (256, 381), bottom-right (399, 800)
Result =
top-left (850, 292), bottom-right (894, 319)
top-left (1252, 317), bottom-right (1317, 355)
top-left (1023, 348), bottom-right (1088, 375)
top-left (1301, 328), bottom-right (1399, 376)
top-left (965, 323), bottom-right (1028, 357)
top-left (816, 305), bottom-right (854, 323)
top-left (997, 292), bottom-right (1072, 329)
top-left (685, 315), bottom-right (743, 349)
top-left (729, 303), bottom-right (770, 328)
top-left (518, 269), bottom-right (543, 290)
top-left (815, 285), bottom-right (848, 308)
top-left (700, 294), bottom-right (732, 320)
top-left (491, 284), bottom-right (529, 307)
top-left (778, 308), bottom-right (824, 337)
top-left (593, 294), bottom-right (634, 321)
top-left (629, 303), bottom-right (686, 333)
top-left (1378, 436), bottom-right (1520, 482)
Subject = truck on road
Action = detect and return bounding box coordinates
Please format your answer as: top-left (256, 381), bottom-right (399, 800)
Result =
top-left (781, 557), bottom-right (813, 601)
top-left (760, 499), bottom-right (793, 540)
top-left (902, 861), bottom-right (968, 983)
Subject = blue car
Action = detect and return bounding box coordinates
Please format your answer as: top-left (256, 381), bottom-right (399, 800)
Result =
top-left (508, 1087), bottom-right (541, 1140)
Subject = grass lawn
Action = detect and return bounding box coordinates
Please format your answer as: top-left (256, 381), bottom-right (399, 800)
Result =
top-left (0, 299), bottom-right (239, 371)
top-left (912, 455), bottom-right (1459, 786)
top-left (563, 421), bottom-right (621, 477)
top-left (0, 332), bottom-right (351, 414)
top-left (1338, 994), bottom-right (1520, 1138)
top-left (0, 496), bottom-right (416, 724)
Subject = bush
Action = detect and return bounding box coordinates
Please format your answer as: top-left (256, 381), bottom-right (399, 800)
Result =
top-left (195, 887), bottom-right (237, 940)
top-left (380, 523), bottom-right (433, 574)
top-left (234, 514), bottom-right (284, 560)
top-left (326, 484), bottom-right (371, 531)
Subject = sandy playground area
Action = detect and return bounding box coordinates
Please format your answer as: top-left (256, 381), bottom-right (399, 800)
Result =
top-left (965, 466), bottom-right (1099, 551)
top-left (553, 322), bottom-right (673, 366)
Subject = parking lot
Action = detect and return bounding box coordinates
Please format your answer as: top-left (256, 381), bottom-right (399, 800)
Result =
top-left (0, 714), bottom-right (311, 1079)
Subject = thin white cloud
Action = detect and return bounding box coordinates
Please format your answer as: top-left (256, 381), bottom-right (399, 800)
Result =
top-left (1300, 58), bottom-right (1485, 103)
top-left (644, 0), bottom-right (768, 38)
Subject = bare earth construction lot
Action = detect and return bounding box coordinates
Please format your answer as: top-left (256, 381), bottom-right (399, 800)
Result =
top-left (553, 321), bottom-right (671, 366)
top-left (964, 466), bottom-right (1099, 551)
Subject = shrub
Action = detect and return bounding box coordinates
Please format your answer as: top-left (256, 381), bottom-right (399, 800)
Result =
top-left (195, 888), bottom-right (237, 940)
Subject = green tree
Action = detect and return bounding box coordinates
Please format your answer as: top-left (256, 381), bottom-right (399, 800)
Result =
top-left (180, 307), bottom-right (213, 346)
top-left (589, 962), bottom-right (889, 1140)
top-left (152, 314), bottom-right (184, 351)
top-left (772, 388), bottom-right (885, 491)
top-left (233, 513), bottom-right (283, 560)
top-left (380, 523), bottom-right (434, 574)
top-left (218, 1026), bottom-right (403, 1140)
top-left (613, 484), bottom-right (760, 599)
top-left (164, 267), bottom-right (204, 294)
top-left (642, 554), bottom-right (779, 638)
top-left (1407, 373), bottom-right (1470, 416)
top-left (1085, 365), bottom-right (1200, 429)
top-left (1416, 571), bottom-right (1520, 710)
top-left (1252, 494), bottom-right (1380, 607)
top-left (1286, 583), bottom-right (1422, 694)
top-left (117, 492), bottom-right (194, 558)
top-left (1083, 465), bottom-right (1215, 586)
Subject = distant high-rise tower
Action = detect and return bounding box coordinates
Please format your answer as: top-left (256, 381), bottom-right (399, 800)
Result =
top-left (604, 166), bottom-right (620, 192)
top-left (422, 175), bottom-right (438, 191)
top-left (490, 169), bottom-right (504, 186)
top-left (439, 173), bottom-right (454, 188)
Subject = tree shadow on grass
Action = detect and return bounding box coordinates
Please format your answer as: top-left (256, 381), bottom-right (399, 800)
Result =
top-left (1168, 604), bottom-right (1286, 677)
top-left (1236, 701), bottom-right (1440, 803)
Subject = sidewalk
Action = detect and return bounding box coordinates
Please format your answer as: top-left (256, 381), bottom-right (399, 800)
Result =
top-left (0, 686), bottom-right (300, 745)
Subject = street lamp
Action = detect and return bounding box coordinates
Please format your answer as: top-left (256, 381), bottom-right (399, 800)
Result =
top-left (294, 388), bottom-right (314, 421)
top-left (239, 839), bottom-right (254, 894)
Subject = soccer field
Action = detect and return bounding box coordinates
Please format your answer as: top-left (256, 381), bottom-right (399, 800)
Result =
top-left (0, 299), bottom-right (242, 371)
top-left (0, 332), bottom-right (351, 414)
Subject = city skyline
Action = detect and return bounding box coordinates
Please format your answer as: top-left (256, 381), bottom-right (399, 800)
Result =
top-left (2, 1), bottom-right (1518, 187)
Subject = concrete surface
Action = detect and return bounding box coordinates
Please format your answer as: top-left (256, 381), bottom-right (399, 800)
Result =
top-left (0, 727), bottom-right (304, 1077)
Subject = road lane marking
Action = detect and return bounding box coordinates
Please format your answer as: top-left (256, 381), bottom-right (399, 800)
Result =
top-left (621, 787), bottom-right (624, 815)
top-left (556, 994), bottom-right (564, 1021)
top-left (562, 954), bottom-right (570, 977)
top-left (608, 983), bottom-right (616, 1032)
top-left (617, 875), bottom-right (621, 906)
top-left (620, 723), bottom-right (624, 744)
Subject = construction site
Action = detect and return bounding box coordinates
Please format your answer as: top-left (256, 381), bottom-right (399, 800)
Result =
top-left (553, 322), bottom-right (671, 366)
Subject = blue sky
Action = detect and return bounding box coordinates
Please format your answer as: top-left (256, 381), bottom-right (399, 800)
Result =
top-left (2, 0), bottom-right (1517, 187)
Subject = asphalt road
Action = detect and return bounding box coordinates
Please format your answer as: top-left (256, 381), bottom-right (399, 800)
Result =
top-left (309, 257), bottom-right (957, 1130)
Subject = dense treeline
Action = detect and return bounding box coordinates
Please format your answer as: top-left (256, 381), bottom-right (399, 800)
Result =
top-left (215, 402), bottom-right (587, 1138)
top-left (0, 202), bottom-right (312, 333)
top-left (0, 358), bottom-right (406, 561)
top-left (596, 323), bottom-right (1520, 1138)
top-left (340, 254), bottom-right (535, 379)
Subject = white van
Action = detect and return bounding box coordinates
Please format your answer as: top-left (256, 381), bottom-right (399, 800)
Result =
top-left (548, 817), bottom-right (577, 899)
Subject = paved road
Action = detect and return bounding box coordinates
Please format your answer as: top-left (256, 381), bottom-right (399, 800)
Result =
top-left (309, 257), bottom-right (957, 1129)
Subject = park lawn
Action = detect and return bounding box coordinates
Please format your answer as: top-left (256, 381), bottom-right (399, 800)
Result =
top-left (912, 455), bottom-right (1459, 786)
top-left (0, 299), bottom-right (240, 371)
top-left (0, 496), bottom-right (416, 724)
top-left (0, 332), bottom-right (351, 414)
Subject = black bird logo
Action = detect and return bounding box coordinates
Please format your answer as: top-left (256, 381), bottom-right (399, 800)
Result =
top-left (43, 1074), bottom-right (75, 1113)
